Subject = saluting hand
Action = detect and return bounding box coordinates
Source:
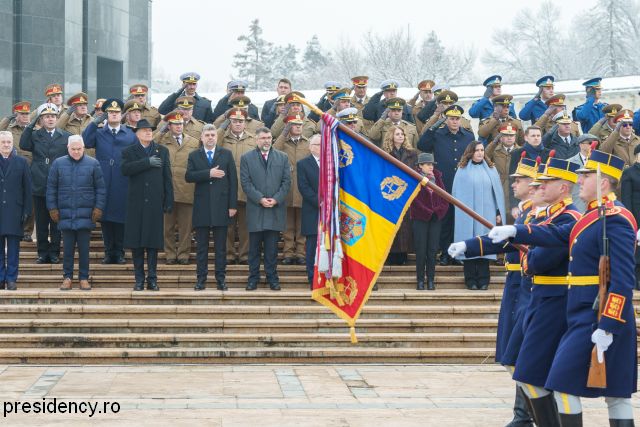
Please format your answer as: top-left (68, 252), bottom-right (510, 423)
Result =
top-left (210, 166), bottom-right (225, 178)
top-left (228, 209), bottom-right (237, 218)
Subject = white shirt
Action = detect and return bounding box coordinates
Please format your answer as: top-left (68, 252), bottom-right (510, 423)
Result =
top-left (313, 155), bottom-right (320, 167)
top-left (108, 125), bottom-right (120, 134)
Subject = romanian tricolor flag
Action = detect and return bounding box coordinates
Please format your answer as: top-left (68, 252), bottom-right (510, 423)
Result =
top-left (313, 114), bottom-right (422, 342)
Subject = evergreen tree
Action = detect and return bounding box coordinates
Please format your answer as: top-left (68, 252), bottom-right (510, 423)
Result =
top-left (232, 19), bottom-right (274, 90)
top-left (302, 35), bottom-right (331, 72)
top-left (271, 44), bottom-right (302, 83)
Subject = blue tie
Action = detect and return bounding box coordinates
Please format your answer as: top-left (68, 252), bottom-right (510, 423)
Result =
top-left (207, 150), bottom-right (213, 166)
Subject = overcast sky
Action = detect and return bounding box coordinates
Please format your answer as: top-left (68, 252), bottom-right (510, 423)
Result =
top-left (151, 0), bottom-right (598, 90)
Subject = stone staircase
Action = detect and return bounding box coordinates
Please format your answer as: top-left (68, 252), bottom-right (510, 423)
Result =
top-left (2, 230), bottom-right (638, 364)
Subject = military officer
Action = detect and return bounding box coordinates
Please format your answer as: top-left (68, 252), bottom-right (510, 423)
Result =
top-left (274, 113), bottom-right (309, 264)
top-left (589, 104), bottom-right (623, 142)
top-left (261, 78), bottom-right (292, 128)
top-left (122, 100), bottom-right (143, 129)
top-left (336, 107), bottom-right (363, 133)
top-left (1, 102), bottom-right (34, 241)
top-left (315, 88), bottom-right (356, 132)
top-left (448, 154), bottom-right (540, 426)
top-left (91, 99), bottom-right (106, 119)
top-left (421, 90), bottom-right (473, 134)
top-left (156, 96), bottom-right (205, 142)
top-left (157, 110), bottom-right (200, 265)
top-left (214, 95), bottom-right (264, 134)
top-left (478, 95), bottom-right (525, 145)
top-left (30, 84), bottom-right (67, 121)
top-left (417, 105), bottom-right (475, 266)
top-left (350, 76), bottom-right (369, 112)
top-left (534, 94), bottom-right (580, 137)
top-left (158, 72), bottom-right (213, 123)
top-left (409, 79), bottom-right (435, 133)
top-left (362, 79), bottom-right (413, 124)
top-left (415, 84), bottom-right (450, 129)
top-left (271, 92), bottom-right (315, 140)
top-left (543, 111), bottom-right (581, 160)
top-left (485, 124), bottom-right (519, 219)
top-left (56, 93), bottom-right (92, 136)
top-left (366, 98), bottom-right (418, 148)
top-left (519, 75), bottom-right (555, 124)
top-left (469, 75), bottom-right (517, 120)
top-left (600, 109), bottom-right (640, 167)
top-left (488, 148), bottom-right (638, 426)
top-left (573, 77), bottom-right (607, 134)
top-left (220, 108), bottom-right (256, 264)
top-left (212, 81), bottom-right (260, 123)
top-left (128, 84), bottom-right (161, 127)
top-left (308, 81), bottom-right (341, 123)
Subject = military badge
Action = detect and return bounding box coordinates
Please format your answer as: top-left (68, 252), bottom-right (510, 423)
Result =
top-left (338, 141), bottom-right (354, 168)
top-left (380, 176), bottom-right (407, 201)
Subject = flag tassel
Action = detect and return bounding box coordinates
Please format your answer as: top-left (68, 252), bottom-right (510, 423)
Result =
top-left (350, 326), bottom-right (358, 344)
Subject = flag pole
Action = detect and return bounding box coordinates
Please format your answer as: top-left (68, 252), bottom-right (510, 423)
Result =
top-left (298, 96), bottom-right (527, 253)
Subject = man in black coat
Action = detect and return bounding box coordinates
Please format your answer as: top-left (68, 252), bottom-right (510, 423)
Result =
top-left (297, 135), bottom-right (320, 288)
top-left (620, 143), bottom-right (640, 290)
top-left (261, 79), bottom-right (292, 128)
top-left (158, 72), bottom-right (214, 123)
top-left (541, 111), bottom-right (579, 159)
top-left (417, 105), bottom-right (475, 266)
top-left (185, 124), bottom-right (238, 291)
top-left (19, 103), bottom-right (72, 264)
top-left (121, 120), bottom-right (173, 291)
top-left (0, 132), bottom-right (32, 290)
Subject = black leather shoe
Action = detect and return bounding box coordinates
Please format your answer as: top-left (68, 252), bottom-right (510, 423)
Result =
top-left (101, 256), bottom-right (112, 264)
top-left (427, 279), bottom-right (435, 290)
top-left (479, 283), bottom-right (489, 290)
top-left (239, 259), bottom-right (249, 265)
top-left (416, 281), bottom-right (425, 290)
top-left (438, 254), bottom-right (450, 266)
top-left (146, 280), bottom-right (159, 291)
top-left (450, 258), bottom-right (463, 266)
top-left (115, 256), bottom-right (126, 264)
top-left (166, 259), bottom-right (177, 265)
top-left (216, 282), bottom-right (228, 291)
top-left (22, 233), bottom-right (33, 242)
top-left (282, 257), bottom-right (295, 265)
top-left (194, 279), bottom-right (206, 291)
top-left (246, 282), bottom-right (257, 291)
top-left (295, 257), bottom-right (306, 265)
top-left (0, 281), bottom-right (5, 289)
top-left (269, 282), bottom-right (281, 291)
top-left (49, 256), bottom-right (60, 264)
top-left (177, 259), bottom-right (189, 265)
top-left (6, 282), bottom-right (17, 291)
top-left (133, 282), bottom-right (144, 291)
top-left (36, 256), bottom-right (49, 264)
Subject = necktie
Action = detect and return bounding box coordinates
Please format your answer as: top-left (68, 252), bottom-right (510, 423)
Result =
top-left (207, 150), bottom-right (213, 166)
top-left (262, 152), bottom-right (268, 162)
top-left (50, 131), bottom-right (54, 138)
top-left (176, 136), bottom-right (181, 146)
top-left (564, 137), bottom-right (569, 145)
top-left (112, 128), bottom-right (117, 136)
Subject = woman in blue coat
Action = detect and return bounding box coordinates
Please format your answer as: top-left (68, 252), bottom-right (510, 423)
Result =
top-left (0, 132), bottom-right (32, 290)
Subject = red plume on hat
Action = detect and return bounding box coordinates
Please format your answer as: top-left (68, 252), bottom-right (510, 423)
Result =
top-left (520, 151), bottom-right (526, 160)
top-left (535, 156), bottom-right (541, 166)
top-left (548, 149), bottom-right (556, 160)
top-left (590, 141), bottom-right (598, 152)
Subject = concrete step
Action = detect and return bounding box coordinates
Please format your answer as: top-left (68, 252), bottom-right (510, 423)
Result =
top-left (0, 346), bottom-right (498, 364)
top-left (0, 289), bottom-right (503, 306)
top-left (0, 304), bottom-right (500, 319)
top-left (0, 318), bottom-right (498, 334)
top-left (0, 332), bottom-right (496, 349)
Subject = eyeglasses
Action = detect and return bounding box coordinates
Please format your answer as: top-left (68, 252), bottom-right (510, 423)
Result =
top-left (621, 123), bottom-right (632, 128)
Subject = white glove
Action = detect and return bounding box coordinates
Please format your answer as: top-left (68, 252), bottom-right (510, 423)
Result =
top-left (636, 229), bottom-right (640, 246)
top-left (488, 225), bottom-right (517, 244)
top-left (448, 242), bottom-right (467, 258)
top-left (591, 328), bottom-right (613, 363)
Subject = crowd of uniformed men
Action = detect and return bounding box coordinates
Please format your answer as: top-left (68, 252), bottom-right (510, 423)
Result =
top-left (0, 71), bottom-right (638, 425)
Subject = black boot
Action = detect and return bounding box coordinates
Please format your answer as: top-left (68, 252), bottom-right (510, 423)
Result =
top-left (427, 278), bottom-right (435, 291)
top-left (505, 386), bottom-right (535, 427)
top-left (529, 394), bottom-right (560, 427)
top-left (609, 420), bottom-right (635, 427)
top-left (559, 413), bottom-right (582, 427)
top-left (416, 281), bottom-right (425, 290)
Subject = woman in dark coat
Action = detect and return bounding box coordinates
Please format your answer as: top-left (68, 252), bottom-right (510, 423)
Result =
top-left (0, 133), bottom-right (32, 290)
top-left (121, 120), bottom-right (173, 291)
top-left (382, 126), bottom-right (417, 265)
top-left (620, 143), bottom-right (640, 289)
top-left (409, 152), bottom-right (449, 290)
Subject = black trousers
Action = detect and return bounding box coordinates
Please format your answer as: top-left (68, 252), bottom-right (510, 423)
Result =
top-left (0, 235), bottom-right (20, 282)
top-left (248, 230), bottom-right (279, 284)
top-left (131, 248), bottom-right (158, 284)
top-left (304, 234), bottom-right (317, 284)
top-left (101, 221), bottom-right (125, 259)
top-left (438, 204), bottom-right (455, 254)
top-left (195, 226), bottom-right (227, 283)
top-left (463, 258), bottom-right (491, 289)
top-left (62, 229), bottom-right (91, 280)
top-left (412, 218), bottom-right (442, 282)
top-left (33, 196), bottom-right (60, 258)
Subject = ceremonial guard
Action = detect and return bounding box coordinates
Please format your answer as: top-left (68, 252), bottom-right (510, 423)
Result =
top-left (573, 77), bottom-right (607, 134)
top-left (489, 147), bottom-right (637, 426)
top-left (518, 75), bottom-right (555, 124)
top-left (469, 75), bottom-right (516, 120)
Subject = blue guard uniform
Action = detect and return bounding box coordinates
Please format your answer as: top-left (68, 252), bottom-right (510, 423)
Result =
top-left (519, 75), bottom-right (555, 124)
top-left (469, 75), bottom-right (517, 120)
top-left (512, 158), bottom-right (582, 393)
top-left (508, 149), bottom-right (637, 401)
top-left (572, 77), bottom-right (608, 134)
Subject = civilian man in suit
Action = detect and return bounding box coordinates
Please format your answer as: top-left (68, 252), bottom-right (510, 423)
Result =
top-left (186, 124), bottom-right (238, 291)
top-left (240, 127), bottom-right (291, 291)
top-left (19, 103), bottom-right (72, 264)
top-left (297, 134), bottom-right (320, 288)
top-left (0, 131), bottom-right (32, 290)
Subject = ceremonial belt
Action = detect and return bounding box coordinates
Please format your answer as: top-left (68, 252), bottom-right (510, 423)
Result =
top-left (505, 263), bottom-right (521, 272)
top-left (567, 275), bottom-right (599, 286)
top-left (532, 275), bottom-right (568, 285)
